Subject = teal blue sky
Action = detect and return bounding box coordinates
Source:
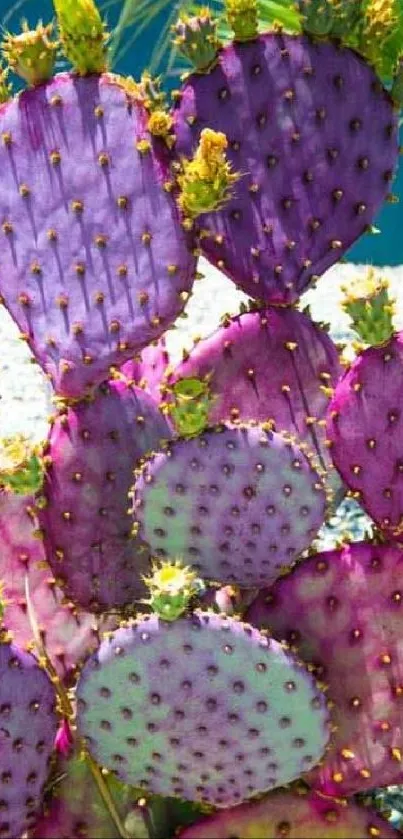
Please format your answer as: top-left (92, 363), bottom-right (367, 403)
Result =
top-left (1, 0), bottom-right (402, 265)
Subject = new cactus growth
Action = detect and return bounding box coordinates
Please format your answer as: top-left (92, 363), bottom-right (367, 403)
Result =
top-left (120, 337), bottom-right (170, 405)
top-left (53, 0), bottom-right (108, 75)
top-left (327, 270), bottom-right (403, 539)
top-left (132, 423), bottom-right (328, 587)
top-left (171, 1), bottom-right (399, 304)
top-left (177, 129), bottom-right (240, 218)
top-left (173, 9), bottom-right (222, 73)
top-left (165, 307), bottom-right (342, 497)
top-left (76, 560), bottom-right (330, 807)
top-left (0, 63), bottom-right (11, 103)
top-left (1, 21), bottom-right (58, 86)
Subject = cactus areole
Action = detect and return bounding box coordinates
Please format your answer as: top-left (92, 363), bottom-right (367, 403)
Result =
top-left (172, 28), bottom-right (399, 304)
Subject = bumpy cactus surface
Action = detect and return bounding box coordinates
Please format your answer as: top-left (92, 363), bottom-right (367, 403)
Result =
top-left (247, 541), bottom-right (403, 795)
top-left (36, 377), bottom-right (171, 612)
top-left (76, 595), bottom-right (330, 806)
top-left (0, 485), bottom-right (104, 681)
top-left (0, 630), bottom-right (58, 839)
top-left (0, 70), bottom-right (197, 398)
top-left (172, 25), bottom-right (399, 304)
top-left (0, 0), bottom-right (402, 834)
top-left (133, 424), bottom-right (328, 587)
top-left (166, 307), bottom-right (342, 496)
top-left (327, 273), bottom-right (403, 540)
top-left (179, 783), bottom-right (399, 837)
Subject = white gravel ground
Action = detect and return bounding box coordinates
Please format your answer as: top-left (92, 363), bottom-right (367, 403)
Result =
top-left (1, 257), bottom-right (402, 442)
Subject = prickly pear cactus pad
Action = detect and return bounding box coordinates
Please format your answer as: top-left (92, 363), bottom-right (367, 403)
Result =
top-left (37, 378), bottom-right (171, 611)
top-left (0, 640), bottom-right (58, 839)
top-left (327, 333), bottom-right (403, 539)
top-left (133, 424), bottom-right (327, 587)
top-left (246, 541), bottom-right (403, 795)
top-left (0, 73), bottom-right (196, 397)
top-left (0, 488), bottom-right (102, 680)
top-left (120, 337), bottom-right (170, 405)
top-left (178, 784), bottom-right (399, 837)
top-left (76, 612), bottom-right (330, 806)
top-left (168, 307), bottom-right (342, 490)
top-left (172, 34), bottom-right (399, 304)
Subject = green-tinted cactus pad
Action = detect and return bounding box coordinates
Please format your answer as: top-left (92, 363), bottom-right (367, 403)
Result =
top-left (76, 612), bottom-right (330, 807)
top-left (133, 424), bottom-right (327, 587)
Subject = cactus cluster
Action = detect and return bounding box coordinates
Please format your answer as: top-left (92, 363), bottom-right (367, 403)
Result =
top-left (0, 0), bottom-right (402, 836)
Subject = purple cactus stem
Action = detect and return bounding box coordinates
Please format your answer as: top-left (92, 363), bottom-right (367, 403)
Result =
top-left (172, 33), bottom-right (399, 304)
top-left (0, 73), bottom-right (196, 397)
top-left (247, 540), bottom-right (403, 795)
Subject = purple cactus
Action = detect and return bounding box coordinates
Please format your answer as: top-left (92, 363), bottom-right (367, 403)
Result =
top-left (167, 307), bottom-right (343, 498)
top-left (0, 639), bottom-right (58, 839)
top-left (179, 784), bottom-right (399, 838)
top-left (76, 611), bottom-right (330, 807)
top-left (37, 377), bottom-right (171, 611)
top-left (172, 33), bottom-right (398, 304)
top-left (247, 540), bottom-right (403, 795)
top-left (0, 72), bottom-right (196, 398)
top-left (133, 423), bottom-right (328, 587)
top-left (327, 332), bottom-right (403, 540)
top-left (0, 488), bottom-right (103, 681)
top-left (120, 337), bottom-right (170, 405)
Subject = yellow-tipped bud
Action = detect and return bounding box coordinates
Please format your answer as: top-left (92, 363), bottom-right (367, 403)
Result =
top-left (2, 21), bottom-right (57, 86)
top-left (225, 0), bottom-right (259, 41)
top-left (147, 109), bottom-right (173, 139)
top-left (53, 0), bottom-right (108, 75)
top-left (142, 559), bottom-right (205, 621)
top-left (177, 128), bottom-right (241, 218)
top-left (341, 267), bottom-right (396, 346)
